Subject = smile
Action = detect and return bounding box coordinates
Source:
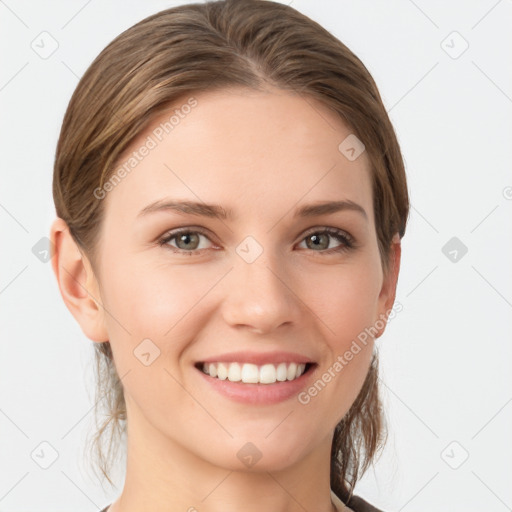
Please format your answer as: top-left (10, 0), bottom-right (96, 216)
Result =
top-left (198, 361), bottom-right (312, 384)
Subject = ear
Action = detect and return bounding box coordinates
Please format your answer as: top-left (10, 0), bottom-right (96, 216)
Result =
top-left (375, 233), bottom-right (401, 339)
top-left (50, 217), bottom-right (108, 342)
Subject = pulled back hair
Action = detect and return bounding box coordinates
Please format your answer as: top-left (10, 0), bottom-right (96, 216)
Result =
top-left (53, 0), bottom-right (409, 502)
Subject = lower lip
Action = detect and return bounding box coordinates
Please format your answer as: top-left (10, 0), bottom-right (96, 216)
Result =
top-left (195, 364), bottom-right (317, 405)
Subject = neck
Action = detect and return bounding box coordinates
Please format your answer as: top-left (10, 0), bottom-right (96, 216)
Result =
top-left (108, 401), bottom-right (338, 512)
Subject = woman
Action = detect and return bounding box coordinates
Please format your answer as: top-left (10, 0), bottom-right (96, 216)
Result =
top-left (50, 1), bottom-right (409, 511)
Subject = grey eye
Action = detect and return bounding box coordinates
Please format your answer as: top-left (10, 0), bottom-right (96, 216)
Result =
top-left (305, 233), bottom-right (330, 250)
top-left (161, 230), bottom-right (213, 252)
top-left (174, 232), bottom-right (201, 250)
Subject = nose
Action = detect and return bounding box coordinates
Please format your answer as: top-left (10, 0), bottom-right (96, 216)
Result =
top-left (220, 247), bottom-right (302, 335)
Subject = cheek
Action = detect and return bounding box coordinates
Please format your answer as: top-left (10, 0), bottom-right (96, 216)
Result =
top-left (296, 261), bottom-right (380, 413)
top-left (102, 251), bottom-right (209, 330)
top-left (98, 254), bottom-right (215, 373)
top-left (300, 258), bottom-right (383, 346)
top-left (97, 260), bottom-right (215, 418)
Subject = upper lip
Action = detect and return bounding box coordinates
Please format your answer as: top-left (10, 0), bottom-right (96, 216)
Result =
top-left (197, 351), bottom-right (315, 366)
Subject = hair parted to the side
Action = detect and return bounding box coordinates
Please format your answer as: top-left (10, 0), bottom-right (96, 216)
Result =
top-left (53, 0), bottom-right (409, 502)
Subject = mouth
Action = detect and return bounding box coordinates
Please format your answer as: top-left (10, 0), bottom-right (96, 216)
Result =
top-left (194, 361), bottom-right (316, 385)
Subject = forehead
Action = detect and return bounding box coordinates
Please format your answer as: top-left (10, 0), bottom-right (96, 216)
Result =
top-left (104, 86), bottom-right (373, 224)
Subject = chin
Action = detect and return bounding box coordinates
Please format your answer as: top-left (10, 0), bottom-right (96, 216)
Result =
top-left (203, 431), bottom-right (315, 473)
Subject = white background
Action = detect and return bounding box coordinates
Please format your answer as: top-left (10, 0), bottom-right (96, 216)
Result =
top-left (1, 1), bottom-right (511, 511)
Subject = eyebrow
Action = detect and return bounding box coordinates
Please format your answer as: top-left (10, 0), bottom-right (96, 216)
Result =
top-left (137, 199), bottom-right (368, 221)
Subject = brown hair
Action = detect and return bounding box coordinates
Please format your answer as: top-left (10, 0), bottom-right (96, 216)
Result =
top-left (53, 0), bottom-right (409, 502)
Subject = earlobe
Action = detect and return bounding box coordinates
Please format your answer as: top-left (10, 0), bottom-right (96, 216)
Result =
top-left (50, 218), bottom-right (108, 342)
top-left (375, 234), bottom-right (402, 338)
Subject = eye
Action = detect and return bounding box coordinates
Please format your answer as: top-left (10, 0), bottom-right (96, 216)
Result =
top-left (297, 227), bottom-right (354, 254)
top-left (159, 228), bottom-right (215, 255)
top-left (158, 226), bottom-right (355, 256)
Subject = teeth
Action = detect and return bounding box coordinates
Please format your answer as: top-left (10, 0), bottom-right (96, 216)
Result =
top-left (276, 362), bottom-right (288, 382)
top-left (228, 362), bottom-right (241, 382)
top-left (241, 363), bottom-right (259, 383)
top-left (201, 361), bottom-right (308, 384)
top-left (217, 362), bottom-right (228, 380)
top-left (287, 362), bottom-right (297, 380)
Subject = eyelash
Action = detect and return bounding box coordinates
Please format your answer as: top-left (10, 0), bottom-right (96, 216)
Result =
top-left (158, 226), bottom-right (355, 256)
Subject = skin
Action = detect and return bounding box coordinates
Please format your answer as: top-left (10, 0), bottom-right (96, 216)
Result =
top-left (51, 86), bottom-right (401, 512)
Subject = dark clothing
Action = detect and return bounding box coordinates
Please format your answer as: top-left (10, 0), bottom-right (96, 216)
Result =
top-left (347, 494), bottom-right (385, 511)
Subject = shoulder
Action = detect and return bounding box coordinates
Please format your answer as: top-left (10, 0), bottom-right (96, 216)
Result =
top-left (346, 494), bottom-right (387, 512)
top-left (331, 489), bottom-right (387, 512)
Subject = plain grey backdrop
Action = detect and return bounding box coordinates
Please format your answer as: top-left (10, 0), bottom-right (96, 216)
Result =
top-left (1, 1), bottom-right (511, 511)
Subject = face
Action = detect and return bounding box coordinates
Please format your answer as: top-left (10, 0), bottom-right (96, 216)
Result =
top-left (86, 87), bottom-right (397, 472)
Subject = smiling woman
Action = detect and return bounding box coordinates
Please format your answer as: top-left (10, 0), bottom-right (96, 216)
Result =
top-left (49, 1), bottom-right (409, 512)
